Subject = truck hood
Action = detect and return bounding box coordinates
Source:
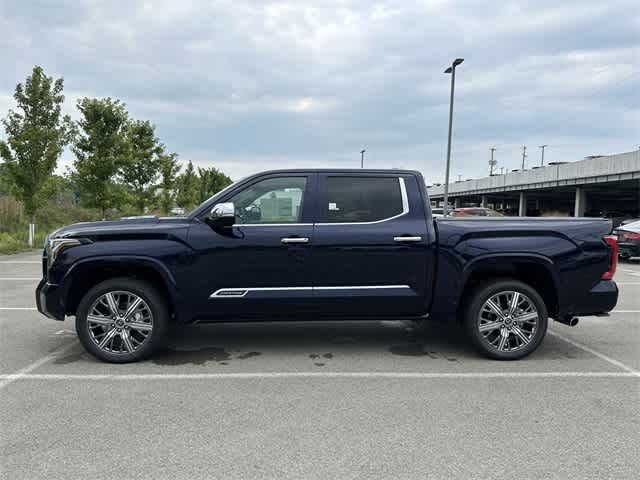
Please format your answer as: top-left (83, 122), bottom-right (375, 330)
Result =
top-left (49, 216), bottom-right (191, 239)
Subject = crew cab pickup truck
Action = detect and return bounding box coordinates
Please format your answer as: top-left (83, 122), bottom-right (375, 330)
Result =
top-left (36, 169), bottom-right (619, 363)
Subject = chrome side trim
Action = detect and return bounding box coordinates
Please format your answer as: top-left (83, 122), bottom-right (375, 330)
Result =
top-left (232, 223), bottom-right (313, 227)
top-left (316, 177), bottom-right (409, 226)
top-left (210, 285), bottom-right (411, 298)
top-left (211, 287), bottom-right (312, 298)
top-left (315, 285), bottom-right (410, 290)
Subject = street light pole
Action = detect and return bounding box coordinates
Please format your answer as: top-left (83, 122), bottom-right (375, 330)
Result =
top-left (489, 146), bottom-right (497, 175)
top-left (539, 144), bottom-right (548, 166)
top-left (360, 149), bottom-right (365, 168)
top-left (442, 57), bottom-right (464, 216)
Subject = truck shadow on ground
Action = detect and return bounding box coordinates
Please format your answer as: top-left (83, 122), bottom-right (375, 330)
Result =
top-left (54, 320), bottom-right (475, 365)
top-left (149, 320), bottom-right (472, 366)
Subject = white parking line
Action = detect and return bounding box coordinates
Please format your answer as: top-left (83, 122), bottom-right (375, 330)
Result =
top-left (0, 371), bottom-right (637, 382)
top-left (0, 307), bottom-right (37, 310)
top-left (0, 260), bottom-right (40, 264)
top-left (548, 330), bottom-right (639, 374)
top-left (618, 268), bottom-right (640, 277)
top-left (0, 341), bottom-right (77, 390)
top-left (0, 278), bottom-right (40, 281)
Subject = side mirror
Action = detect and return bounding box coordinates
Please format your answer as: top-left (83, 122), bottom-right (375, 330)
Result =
top-left (206, 202), bottom-right (235, 229)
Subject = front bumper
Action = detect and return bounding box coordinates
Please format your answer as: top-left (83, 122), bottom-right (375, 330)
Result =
top-left (35, 279), bottom-right (65, 321)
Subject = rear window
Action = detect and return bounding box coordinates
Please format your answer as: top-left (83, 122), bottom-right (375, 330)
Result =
top-left (325, 176), bottom-right (405, 223)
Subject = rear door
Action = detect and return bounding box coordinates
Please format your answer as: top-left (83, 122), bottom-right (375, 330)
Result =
top-left (311, 173), bottom-right (433, 317)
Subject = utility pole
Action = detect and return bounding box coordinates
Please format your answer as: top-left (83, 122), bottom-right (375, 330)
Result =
top-left (360, 149), bottom-right (365, 168)
top-left (442, 57), bottom-right (464, 216)
top-left (539, 144), bottom-right (548, 166)
top-left (489, 147), bottom-right (497, 175)
top-left (521, 145), bottom-right (527, 170)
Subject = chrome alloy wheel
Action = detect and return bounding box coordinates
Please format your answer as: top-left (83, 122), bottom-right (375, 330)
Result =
top-left (87, 291), bottom-right (153, 355)
top-left (477, 290), bottom-right (539, 353)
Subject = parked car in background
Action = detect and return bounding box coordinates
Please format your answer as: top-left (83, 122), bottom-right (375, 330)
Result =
top-left (613, 220), bottom-right (640, 260)
top-left (452, 207), bottom-right (503, 217)
top-left (598, 210), bottom-right (634, 227)
top-left (432, 208), bottom-right (444, 218)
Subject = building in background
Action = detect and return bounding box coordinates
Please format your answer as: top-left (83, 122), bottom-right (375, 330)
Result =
top-left (427, 150), bottom-right (640, 223)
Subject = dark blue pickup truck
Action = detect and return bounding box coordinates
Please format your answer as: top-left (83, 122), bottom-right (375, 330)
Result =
top-left (36, 169), bottom-right (619, 362)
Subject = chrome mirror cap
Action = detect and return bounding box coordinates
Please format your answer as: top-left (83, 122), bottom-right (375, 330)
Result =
top-left (210, 202), bottom-right (235, 219)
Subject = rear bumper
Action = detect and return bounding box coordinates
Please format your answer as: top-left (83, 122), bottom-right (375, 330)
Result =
top-left (35, 279), bottom-right (65, 321)
top-left (568, 280), bottom-right (618, 317)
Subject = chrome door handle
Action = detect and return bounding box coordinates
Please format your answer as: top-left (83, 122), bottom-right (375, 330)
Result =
top-left (394, 236), bottom-right (422, 242)
top-left (281, 237), bottom-right (309, 244)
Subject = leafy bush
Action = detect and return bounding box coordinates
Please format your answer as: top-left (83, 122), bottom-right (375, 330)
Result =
top-left (0, 195), bottom-right (103, 254)
top-left (0, 232), bottom-right (27, 255)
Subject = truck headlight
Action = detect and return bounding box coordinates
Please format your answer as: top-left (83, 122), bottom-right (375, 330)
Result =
top-left (46, 238), bottom-right (84, 265)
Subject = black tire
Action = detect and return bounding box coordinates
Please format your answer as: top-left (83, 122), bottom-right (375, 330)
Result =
top-left (76, 277), bottom-right (169, 363)
top-left (463, 279), bottom-right (548, 360)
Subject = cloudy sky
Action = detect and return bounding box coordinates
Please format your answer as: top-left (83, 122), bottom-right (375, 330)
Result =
top-left (1, 0), bottom-right (638, 182)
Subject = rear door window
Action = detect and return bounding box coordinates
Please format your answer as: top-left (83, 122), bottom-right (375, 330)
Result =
top-left (324, 176), bottom-right (405, 223)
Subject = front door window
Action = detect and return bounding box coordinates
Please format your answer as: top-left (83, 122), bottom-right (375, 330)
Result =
top-left (227, 177), bottom-right (307, 224)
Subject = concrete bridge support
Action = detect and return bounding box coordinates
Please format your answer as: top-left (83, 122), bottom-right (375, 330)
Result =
top-left (518, 192), bottom-right (527, 216)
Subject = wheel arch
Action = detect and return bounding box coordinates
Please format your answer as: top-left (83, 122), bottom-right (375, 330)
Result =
top-left (458, 254), bottom-right (560, 320)
top-left (62, 256), bottom-right (178, 321)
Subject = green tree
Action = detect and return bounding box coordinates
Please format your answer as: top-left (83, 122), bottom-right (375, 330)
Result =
top-left (121, 120), bottom-right (162, 213)
top-left (176, 160), bottom-right (199, 210)
top-left (72, 98), bottom-right (129, 218)
top-left (158, 151), bottom-right (180, 215)
top-left (0, 65), bottom-right (73, 228)
top-left (196, 166), bottom-right (232, 203)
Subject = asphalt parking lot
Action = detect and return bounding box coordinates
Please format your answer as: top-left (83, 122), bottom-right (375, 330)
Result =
top-left (1, 251), bottom-right (638, 480)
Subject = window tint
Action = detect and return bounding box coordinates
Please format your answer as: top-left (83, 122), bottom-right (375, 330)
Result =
top-left (228, 176), bottom-right (307, 224)
top-left (325, 176), bottom-right (404, 223)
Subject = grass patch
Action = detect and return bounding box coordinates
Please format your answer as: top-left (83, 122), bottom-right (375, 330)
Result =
top-left (0, 232), bottom-right (30, 255)
top-left (0, 195), bottom-right (130, 255)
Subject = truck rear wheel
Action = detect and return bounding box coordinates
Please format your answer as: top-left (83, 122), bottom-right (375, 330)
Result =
top-left (75, 278), bottom-right (169, 363)
top-left (463, 279), bottom-right (548, 360)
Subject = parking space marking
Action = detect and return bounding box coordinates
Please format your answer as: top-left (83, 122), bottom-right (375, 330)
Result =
top-left (0, 307), bottom-right (37, 310)
top-left (548, 330), bottom-right (639, 374)
top-left (0, 260), bottom-right (40, 264)
top-left (0, 371), bottom-right (637, 382)
top-left (618, 268), bottom-right (640, 277)
top-left (0, 341), bottom-right (77, 390)
top-left (616, 282), bottom-right (640, 285)
top-left (0, 278), bottom-right (40, 280)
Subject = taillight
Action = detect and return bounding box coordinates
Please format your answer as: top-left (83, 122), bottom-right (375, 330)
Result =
top-left (602, 235), bottom-right (618, 280)
top-left (622, 231), bottom-right (640, 241)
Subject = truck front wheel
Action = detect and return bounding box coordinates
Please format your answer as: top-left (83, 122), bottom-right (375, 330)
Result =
top-left (75, 278), bottom-right (169, 363)
top-left (463, 279), bottom-right (548, 360)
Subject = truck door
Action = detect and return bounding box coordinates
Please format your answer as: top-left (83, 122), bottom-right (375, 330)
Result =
top-left (187, 173), bottom-right (316, 320)
top-left (311, 173), bottom-right (433, 317)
